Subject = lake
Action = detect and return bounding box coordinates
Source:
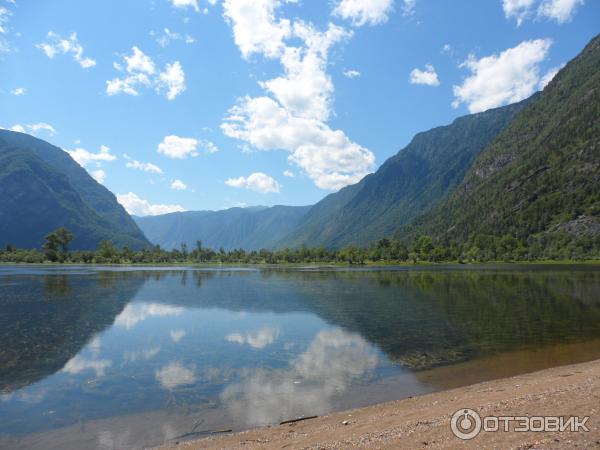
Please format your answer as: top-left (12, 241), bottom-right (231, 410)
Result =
top-left (1, 265), bottom-right (600, 449)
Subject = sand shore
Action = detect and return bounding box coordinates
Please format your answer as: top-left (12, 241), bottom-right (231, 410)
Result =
top-left (160, 358), bottom-right (600, 449)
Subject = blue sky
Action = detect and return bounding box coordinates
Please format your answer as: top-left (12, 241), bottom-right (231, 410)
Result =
top-left (0, 0), bottom-right (598, 215)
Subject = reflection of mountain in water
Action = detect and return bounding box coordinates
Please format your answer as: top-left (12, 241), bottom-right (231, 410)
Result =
top-left (154, 267), bottom-right (600, 370)
top-left (0, 271), bottom-right (145, 392)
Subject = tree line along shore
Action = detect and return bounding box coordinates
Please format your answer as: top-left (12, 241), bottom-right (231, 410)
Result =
top-left (0, 227), bottom-right (599, 265)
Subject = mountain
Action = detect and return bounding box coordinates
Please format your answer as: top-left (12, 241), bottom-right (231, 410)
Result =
top-left (135, 205), bottom-right (311, 251)
top-left (400, 34), bottom-right (600, 249)
top-left (279, 99), bottom-right (530, 249)
top-left (0, 130), bottom-right (150, 250)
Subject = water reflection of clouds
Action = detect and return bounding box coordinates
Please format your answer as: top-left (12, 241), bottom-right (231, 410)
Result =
top-left (114, 303), bottom-right (184, 329)
top-left (62, 355), bottom-right (112, 377)
top-left (155, 362), bottom-right (196, 389)
top-left (225, 326), bottom-right (279, 349)
top-left (122, 347), bottom-right (160, 364)
top-left (170, 329), bottom-right (186, 343)
top-left (221, 328), bottom-right (378, 426)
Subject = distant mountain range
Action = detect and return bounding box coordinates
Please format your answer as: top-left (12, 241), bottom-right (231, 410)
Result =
top-left (3, 34), bottom-right (598, 254)
top-left (134, 205), bottom-right (310, 251)
top-left (0, 130), bottom-right (149, 250)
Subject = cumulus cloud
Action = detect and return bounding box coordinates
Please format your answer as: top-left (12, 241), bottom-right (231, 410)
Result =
top-left (91, 169), bottom-right (106, 184)
top-left (502, 0), bottom-right (536, 25)
top-left (106, 47), bottom-right (186, 100)
top-left (170, 179), bottom-right (188, 190)
top-left (67, 145), bottom-right (116, 167)
top-left (221, 3), bottom-right (375, 190)
top-left (333, 0), bottom-right (394, 26)
top-left (10, 87), bottom-right (25, 96)
top-left (36, 32), bottom-right (96, 69)
top-left (343, 69), bottom-right (361, 78)
top-left (123, 347), bottom-right (160, 364)
top-left (157, 135), bottom-right (198, 159)
top-left (222, 0), bottom-right (292, 59)
top-left (116, 192), bottom-right (186, 216)
top-left (503, 0), bottom-right (584, 25)
top-left (170, 0), bottom-right (200, 13)
top-left (409, 64), bottom-right (440, 86)
top-left (0, 6), bottom-right (11, 35)
top-left (283, 170), bottom-right (295, 177)
top-left (452, 38), bottom-right (552, 113)
top-left (157, 61), bottom-right (186, 100)
top-left (156, 362), bottom-right (196, 389)
top-left (538, 0), bottom-right (584, 23)
top-left (3, 122), bottom-right (56, 136)
top-left (226, 327), bottom-right (279, 349)
top-left (123, 154), bottom-right (163, 174)
top-left (225, 172), bottom-right (281, 194)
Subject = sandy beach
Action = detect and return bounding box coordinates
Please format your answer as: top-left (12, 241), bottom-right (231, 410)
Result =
top-left (160, 358), bottom-right (600, 449)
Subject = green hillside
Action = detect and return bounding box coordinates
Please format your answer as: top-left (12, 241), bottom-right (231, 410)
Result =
top-left (400, 33), bottom-right (600, 258)
top-left (279, 99), bottom-right (529, 249)
top-left (0, 131), bottom-right (150, 250)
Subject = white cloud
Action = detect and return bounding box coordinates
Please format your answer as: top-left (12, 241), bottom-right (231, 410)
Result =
top-left (63, 355), bottom-right (111, 377)
top-left (222, 0), bottom-right (292, 59)
top-left (158, 135), bottom-right (198, 159)
top-left (442, 43), bottom-right (452, 54)
top-left (91, 169), bottom-right (106, 184)
top-left (452, 38), bottom-right (552, 113)
top-left (502, 0), bottom-right (536, 25)
top-left (28, 122), bottom-right (57, 136)
top-left (225, 172), bottom-right (281, 194)
top-left (170, 329), bottom-right (187, 343)
top-left (115, 303), bottom-right (184, 329)
top-left (221, 4), bottom-right (375, 191)
top-left (171, 179), bottom-right (188, 190)
top-left (8, 124), bottom-right (25, 133)
top-left (155, 28), bottom-right (195, 47)
top-left (67, 145), bottom-right (116, 167)
top-left (200, 139), bottom-right (219, 153)
top-left (402, 0), bottom-right (416, 16)
top-left (333, 0), bottom-right (394, 26)
top-left (116, 192), bottom-right (186, 216)
top-left (170, 0), bottom-right (200, 13)
top-left (0, 7), bottom-right (11, 35)
top-left (123, 154), bottom-right (163, 174)
top-left (225, 327), bottom-right (279, 349)
top-left (409, 64), bottom-right (440, 86)
top-left (538, 64), bottom-right (563, 89)
top-left (156, 362), bottom-right (196, 389)
top-left (283, 170), bottom-right (295, 177)
top-left (157, 61), bottom-right (186, 100)
top-left (503, 0), bottom-right (583, 25)
top-left (2, 122), bottom-right (56, 136)
top-left (538, 0), bottom-right (583, 23)
top-left (343, 69), bottom-right (361, 78)
top-left (106, 47), bottom-right (185, 100)
top-left (36, 32), bottom-right (96, 69)
top-left (10, 87), bottom-right (25, 96)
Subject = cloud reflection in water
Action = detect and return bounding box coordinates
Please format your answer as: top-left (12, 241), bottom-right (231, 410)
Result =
top-left (221, 328), bottom-right (378, 426)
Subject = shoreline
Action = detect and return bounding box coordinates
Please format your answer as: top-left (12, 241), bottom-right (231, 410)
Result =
top-left (159, 358), bottom-right (600, 449)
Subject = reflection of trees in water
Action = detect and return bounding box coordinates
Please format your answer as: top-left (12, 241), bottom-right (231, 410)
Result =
top-left (163, 267), bottom-right (600, 370)
top-left (0, 271), bottom-right (145, 393)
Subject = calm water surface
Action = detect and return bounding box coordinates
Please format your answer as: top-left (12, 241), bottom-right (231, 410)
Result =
top-left (1, 265), bottom-right (600, 449)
